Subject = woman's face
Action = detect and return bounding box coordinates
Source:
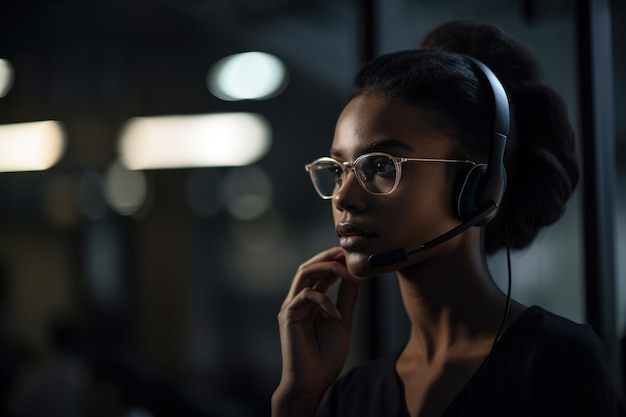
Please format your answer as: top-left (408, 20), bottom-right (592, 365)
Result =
top-left (330, 95), bottom-right (461, 277)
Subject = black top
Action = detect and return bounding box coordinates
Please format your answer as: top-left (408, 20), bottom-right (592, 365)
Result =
top-left (316, 306), bottom-right (626, 416)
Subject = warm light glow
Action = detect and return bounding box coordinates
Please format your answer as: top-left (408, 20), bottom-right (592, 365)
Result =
top-left (0, 59), bottom-right (14, 98)
top-left (0, 120), bottom-right (66, 172)
top-left (208, 51), bottom-right (288, 101)
top-left (119, 113), bottom-right (271, 170)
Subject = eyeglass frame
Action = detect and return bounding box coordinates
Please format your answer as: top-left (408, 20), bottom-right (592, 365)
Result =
top-left (304, 151), bottom-right (477, 199)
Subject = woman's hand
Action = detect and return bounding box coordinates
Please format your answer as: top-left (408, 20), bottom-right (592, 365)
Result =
top-left (272, 246), bottom-right (362, 417)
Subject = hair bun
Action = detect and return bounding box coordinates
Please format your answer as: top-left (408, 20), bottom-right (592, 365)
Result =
top-left (420, 20), bottom-right (579, 253)
top-left (419, 20), bottom-right (542, 89)
top-left (484, 81), bottom-right (579, 253)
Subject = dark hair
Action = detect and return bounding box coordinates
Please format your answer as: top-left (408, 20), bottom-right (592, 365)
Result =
top-left (349, 20), bottom-right (579, 254)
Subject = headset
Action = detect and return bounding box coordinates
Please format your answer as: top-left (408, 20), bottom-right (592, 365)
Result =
top-left (454, 56), bottom-right (509, 224)
top-left (456, 56), bottom-right (513, 415)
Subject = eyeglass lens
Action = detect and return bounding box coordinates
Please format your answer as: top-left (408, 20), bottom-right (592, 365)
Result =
top-left (310, 154), bottom-right (398, 197)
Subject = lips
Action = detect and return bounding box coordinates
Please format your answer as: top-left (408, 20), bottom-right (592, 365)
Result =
top-left (336, 223), bottom-right (376, 251)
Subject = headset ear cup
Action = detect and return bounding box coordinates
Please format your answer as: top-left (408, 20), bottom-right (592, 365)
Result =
top-left (456, 163), bottom-right (487, 221)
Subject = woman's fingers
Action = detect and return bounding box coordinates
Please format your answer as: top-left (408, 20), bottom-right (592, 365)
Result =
top-left (279, 246), bottom-right (364, 329)
top-left (274, 247), bottom-right (364, 406)
top-left (285, 247), bottom-right (360, 303)
top-left (281, 276), bottom-right (360, 327)
top-left (296, 287), bottom-right (343, 321)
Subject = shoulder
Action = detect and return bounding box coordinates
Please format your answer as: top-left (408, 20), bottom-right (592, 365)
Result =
top-left (512, 306), bottom-right (605, 356)
top-left (507, 306), bottom-right (626, 414)
top-left (503, 305), bottom-right (610, 375)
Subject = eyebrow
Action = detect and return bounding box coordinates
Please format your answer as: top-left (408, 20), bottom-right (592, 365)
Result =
top-left (331, 138), bottom-right (414, 158)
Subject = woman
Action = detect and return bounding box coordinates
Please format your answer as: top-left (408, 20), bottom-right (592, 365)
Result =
top-left (271, 21), bottom-right (625, 417)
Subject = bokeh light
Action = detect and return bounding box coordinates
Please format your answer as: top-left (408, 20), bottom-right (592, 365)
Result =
top-left (0, 120), bottom-right (66, 172)
top-left (230, 208), bottom-right (284, 252)
top-left (119, 113), bottom-right (272, 169)
top-left (208, 51), bottom-right (288, 101)
top-left (219, 165), bottom-right (273, 220)
top-left (0, 58), bottom-right (14, 98)
top-left (105, 160), bottom-right (149, 216)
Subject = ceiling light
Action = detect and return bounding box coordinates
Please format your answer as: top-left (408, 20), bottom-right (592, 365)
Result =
top-left (0, 120), bottom-right (66, 172)
top-left (119, 113), bottom-right (271, 170)
top-left (208, 51), bottom-right (288, 101)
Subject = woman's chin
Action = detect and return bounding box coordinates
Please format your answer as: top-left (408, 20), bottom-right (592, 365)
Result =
top-left (344, 250), bottom-right (388, 279)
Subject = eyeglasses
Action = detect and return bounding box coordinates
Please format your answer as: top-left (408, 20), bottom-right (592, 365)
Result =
top-left (305, 151), bottom-right (476, 199)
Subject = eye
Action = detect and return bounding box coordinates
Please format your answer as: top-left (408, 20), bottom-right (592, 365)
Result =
top-left (329, 165), bottom-right (343, 179)
top-left (365, 156), bottom-right (395, 176)
top-left (373, 157), bottom-right (395, 175)
top-left (316, 161), bottom-right (343, 179)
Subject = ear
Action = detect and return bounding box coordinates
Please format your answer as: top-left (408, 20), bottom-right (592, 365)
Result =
top-left (455, 163), bottom-right (488, 221)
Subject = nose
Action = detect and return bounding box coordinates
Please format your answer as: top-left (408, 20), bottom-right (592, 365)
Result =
top-left (334, 168), bottom-right (367, 212)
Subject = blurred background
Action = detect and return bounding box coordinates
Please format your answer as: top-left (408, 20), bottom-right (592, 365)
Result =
top-left (0, 0), bottom-right (623, 416)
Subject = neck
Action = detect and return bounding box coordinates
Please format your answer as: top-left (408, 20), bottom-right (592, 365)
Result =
top-left (395, 234), bottom-right (511, 363)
